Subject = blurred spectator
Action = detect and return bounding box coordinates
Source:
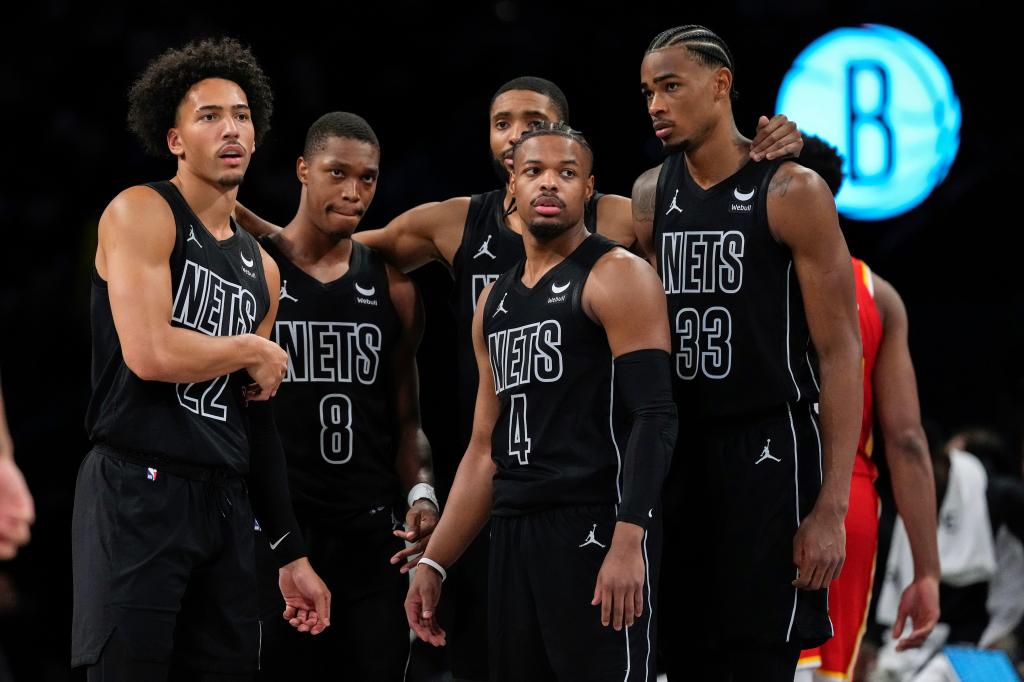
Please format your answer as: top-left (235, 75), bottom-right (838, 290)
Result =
top-left (872, 429), bottom-right (1024, 680)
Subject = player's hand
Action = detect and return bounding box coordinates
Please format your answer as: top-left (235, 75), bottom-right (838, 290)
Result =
top-left (391, 500), bottom-right (440, 573)
top-left (279, 557), bottom-right (331, 635)
top-left (0, 456), bottom-right (34, 560)
top-left (792, 506), bottom-right (845, 591)
top-left (405, 563), bottom-right (446, 646)
top-left (893, 574), bottom-right (940, 651)
top-left (244, 335), bottom-right (288, 401)
top-left (750, 114), bottom-right (802, 161)
top-left (591, 522), bottom-right (646, 631)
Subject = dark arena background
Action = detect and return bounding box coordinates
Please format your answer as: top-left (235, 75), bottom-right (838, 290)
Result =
top-left (1, 2), bottom-right (1019, 680)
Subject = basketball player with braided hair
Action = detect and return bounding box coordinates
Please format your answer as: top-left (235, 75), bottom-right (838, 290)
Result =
top-left (632, 26), bottom-right (862, 681)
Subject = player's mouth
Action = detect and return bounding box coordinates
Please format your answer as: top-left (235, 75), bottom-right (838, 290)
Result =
top-left (329, 206), bottom-right (364, 218)
top-left (532, 194), bottom-right (564, 217)
top-left (219, 144), bottom-right (246, 166)
top-left (502, 149), bottom-right (515, 168)
top-left (652, 120), bottom-right (674, 140)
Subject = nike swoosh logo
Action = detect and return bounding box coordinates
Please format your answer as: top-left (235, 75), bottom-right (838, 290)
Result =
top-left (551, 281), bottom-right (570, 294)
top-left (733, 187), bottom-right (755, 202)
top-left (269, 531), bottom-right (290, 550)
top-left (354, 283), bottom-right (376, 296)
top-left (241, 252), bottom-right (255, 268)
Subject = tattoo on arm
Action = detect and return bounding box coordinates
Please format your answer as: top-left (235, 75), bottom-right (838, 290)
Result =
top-left (633, 171), bottom-right (658, 224)
top-left (768, 173), bottom-right (794, 197)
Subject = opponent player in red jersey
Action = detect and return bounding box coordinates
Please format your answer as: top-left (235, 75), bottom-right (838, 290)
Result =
top-left (796, 137), bottom-right (940, 681)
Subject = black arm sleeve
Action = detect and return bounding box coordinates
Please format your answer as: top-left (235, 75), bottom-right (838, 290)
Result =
top-left (247, 400), bottom-right (307, 567)
top-left (614, 349), bottom-right (678, 527)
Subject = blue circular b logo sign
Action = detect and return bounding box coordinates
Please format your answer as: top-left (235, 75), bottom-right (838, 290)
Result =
top-left (776, 25), bottom-right (960, 221)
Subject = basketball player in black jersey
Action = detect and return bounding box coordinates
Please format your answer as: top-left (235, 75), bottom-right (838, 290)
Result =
top-left (254, 111), bottom-right (438, 680)
top-left (72, 39), bottom-right (330, 681)
top-left (630, 26), bottom-right (862, 681)
top-left (405, 123), bottom-right (678, 681)
top-left (234, 78), bottom-right (801, 680)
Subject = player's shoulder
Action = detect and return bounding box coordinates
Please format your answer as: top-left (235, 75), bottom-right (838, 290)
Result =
top-left (768, 160), bottom-right (831, 200)
top-left (631, 163), bottom-right (664, 198)
top-left (99, 184), bottom-right (175, 246)
top-left (102, 184), bottom-right (171, 222)
top-left (591, 245), bottom-right (660, 290)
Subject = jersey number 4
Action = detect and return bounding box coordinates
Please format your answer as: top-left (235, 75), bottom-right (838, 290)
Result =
top-left (508, 393), bottom-right (531, 465)
top-left (319, 394), bottom-right (354, 464)
top-left (675, 306), bottom-right (732, 380)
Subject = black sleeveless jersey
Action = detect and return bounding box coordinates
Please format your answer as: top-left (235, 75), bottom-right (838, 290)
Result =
top-left (482, 234), bottom-right (625, 515)
top-left (652, 155), bottom-right (820, 418)
top-left (263, 238), bottom-right (402, 521)
top-left (86, 181), bottom-right (271, 472)
top-left (450, 189), bottom-right (602, 448)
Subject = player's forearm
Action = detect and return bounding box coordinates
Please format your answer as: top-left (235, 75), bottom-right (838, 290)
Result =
top-left (421, 448), bottom-right (494, 567)
top-left (614, 349), bottom-right (677, 526)
top-left (395, 425), bottom-right (434, 493)
top-left (887, 427), bottom-right (940, 580)
top-left (234, 201), bottom-right (282, 238)
top-left (814, 344), bottom-right (862, 515)
top-left (127, 328), bottom-right (261, 383)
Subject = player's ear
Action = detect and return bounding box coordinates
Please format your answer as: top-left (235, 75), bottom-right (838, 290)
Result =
top-left (508, 170), bottom-right (517, 196)
top-left (585, 173), bottom-right (595, 203)
top-left (167, 127), bottom-right (184, 158)
top-left (714, 67), bottom-right (733, 101)
top-left (296, 156), bottom-right (309, 185)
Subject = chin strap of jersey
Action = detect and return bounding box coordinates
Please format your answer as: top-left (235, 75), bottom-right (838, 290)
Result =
top-left (247, 399), bottom-right (308, 566)
top-left (614, 349), bottom-right (678, 528)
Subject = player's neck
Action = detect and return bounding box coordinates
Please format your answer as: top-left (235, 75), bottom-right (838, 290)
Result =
top-left (171, 169), bottom-right (238, 240)
top-left (683, 120), bottom-right (750, 190)
top-left (521, 223), bottom-right (588, 286)
top-left (279, 201), bottom-right (354, 275)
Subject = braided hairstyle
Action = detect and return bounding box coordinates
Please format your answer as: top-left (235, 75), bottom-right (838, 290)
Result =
top-left (646, 25), bottom-right (738, 100)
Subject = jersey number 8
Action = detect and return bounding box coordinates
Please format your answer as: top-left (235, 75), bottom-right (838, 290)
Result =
top-left (319, 393), bottom-right (354, 464)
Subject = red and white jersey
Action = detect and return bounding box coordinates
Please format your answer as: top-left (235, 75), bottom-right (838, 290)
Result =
top-left (852, 257), bottom-right (882, 480)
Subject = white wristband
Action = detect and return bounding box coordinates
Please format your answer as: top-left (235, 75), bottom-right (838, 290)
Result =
top-left (418, 557), bottom-right (447, 582)
top-left (407, 482), bottom-right (439, 511)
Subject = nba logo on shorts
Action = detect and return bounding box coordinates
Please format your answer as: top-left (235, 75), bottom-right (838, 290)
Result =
top-left (146, 467), bottom-right (158, 482)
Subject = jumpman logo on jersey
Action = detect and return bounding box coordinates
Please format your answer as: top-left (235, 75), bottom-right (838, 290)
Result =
top-left (666, 189), bottom-right (683, 215)
top-left (186, 225), bottom-right (203, 248)
top-left (492, 292), bottom-right (509, 317)
top-left (279, 280), bottom-right (299, 303)
top-left (578, 524), bottom-right (607, 549)
top-left (474, 234), bottom-right (497, 260)
top-left (755, 438), bottom-right (781, 464)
